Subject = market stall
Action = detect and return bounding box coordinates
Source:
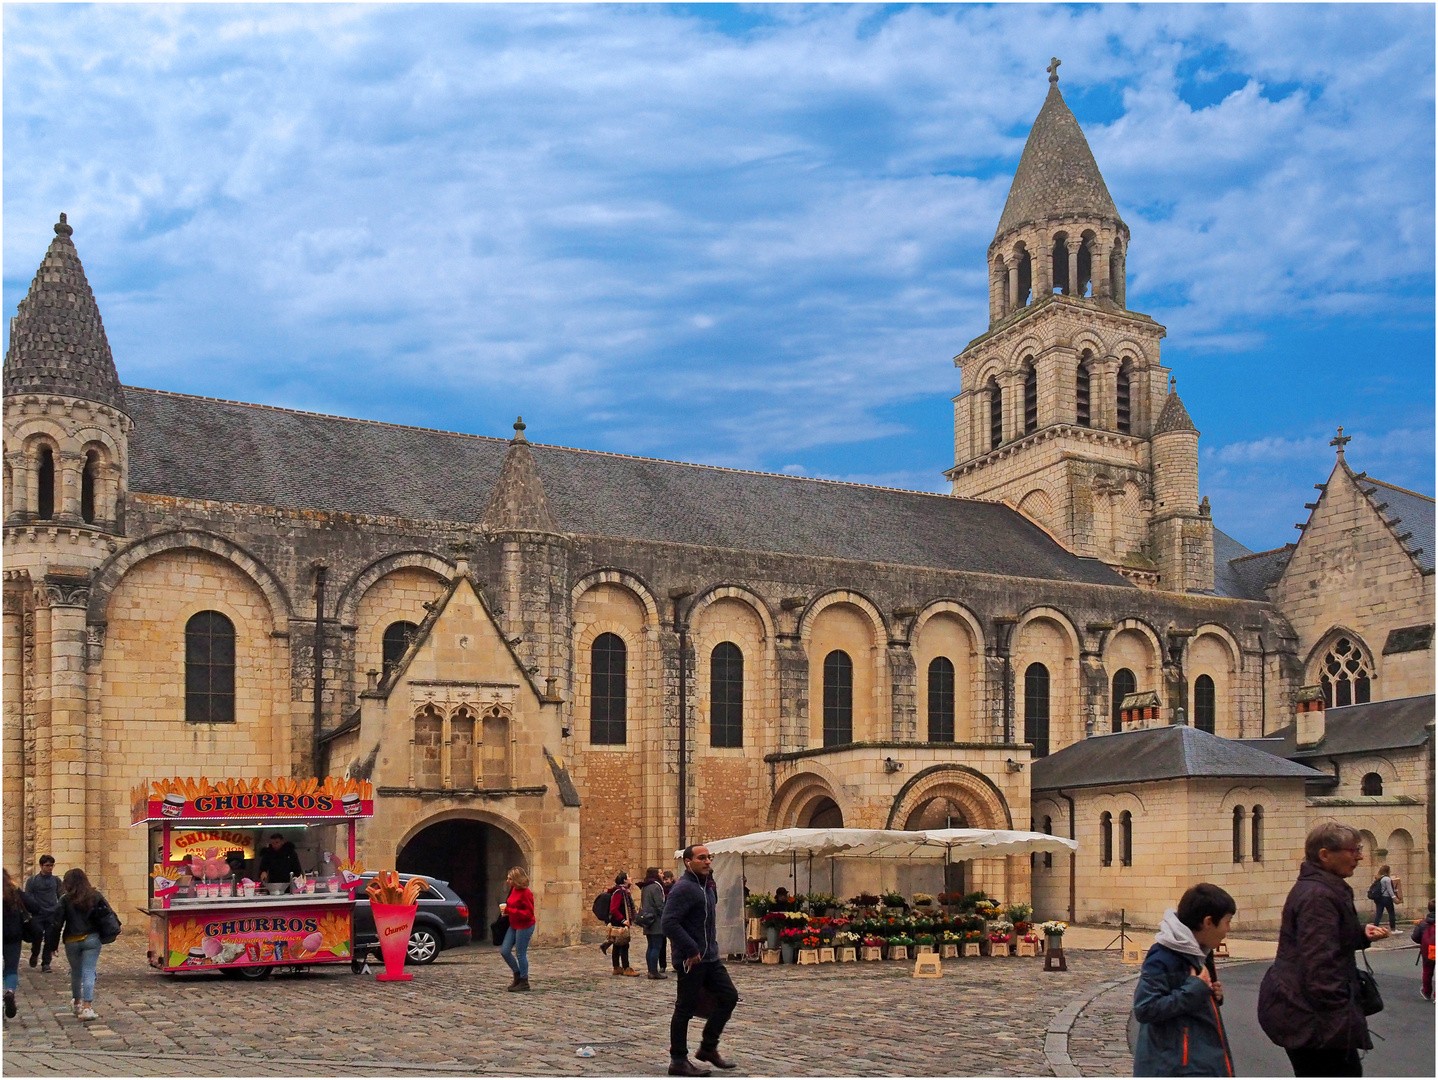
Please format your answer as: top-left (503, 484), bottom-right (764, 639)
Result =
top-left (131, 776), bottom-right (373, 976)
top-left (676, 827), bottom-right (1078, 956)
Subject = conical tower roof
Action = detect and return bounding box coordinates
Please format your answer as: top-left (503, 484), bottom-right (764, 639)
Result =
top-left (1153, 389), bottom-right (1197, 435)
top-left (4, 214), bottom-right (125, 411)
top-left (481, 417), bottom-right (559, 533)
top-left (994, 67), bottom-right (1123, 241)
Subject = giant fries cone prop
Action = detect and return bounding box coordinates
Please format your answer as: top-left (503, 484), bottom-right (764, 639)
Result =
top-left (372, 902), bottom-right (417, 981)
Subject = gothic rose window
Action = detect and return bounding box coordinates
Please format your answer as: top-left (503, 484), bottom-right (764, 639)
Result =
top-left (186, 611), bottom-right (236, 724)
top-left (710, 641), bottom-right (743, 748)
top-left (1321, 637), bottom-right (1372, 707)
top-left (590, 632), bottom-right (627, 745)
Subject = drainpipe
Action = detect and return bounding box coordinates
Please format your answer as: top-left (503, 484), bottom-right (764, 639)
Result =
top-left (312, 561), bottom-right (327, 778)
top-left (1058, 788), bottom-right (1076, 923)
top-left (1259, 632), bottom-right (1268, 736)
top-left (670, 587), bottom-right (696, 850)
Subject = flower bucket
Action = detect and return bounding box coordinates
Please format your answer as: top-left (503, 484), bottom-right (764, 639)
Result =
top-left (1046, 934), bottom-right (1064, 952)
top-left (766, 927), bottom-right (780, 950)
top-left (780, 943), bottom-right (795, 965)
top-left (372, 901), bottom-right (418, 982)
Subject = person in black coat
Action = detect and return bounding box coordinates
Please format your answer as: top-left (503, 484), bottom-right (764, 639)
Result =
top-left (1258, 822), bottom-right (1390, 1077)
top-left (660, 844), bottom-right (739, 1078)
top-left (257, 835), bottom-right (303, 884)
top-left (3, 869), bottom-right (39, 1019)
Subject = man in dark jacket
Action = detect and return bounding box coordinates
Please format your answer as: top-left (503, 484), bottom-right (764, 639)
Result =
top-left (23, 855), bottom-right (61, 972)
top-left (1414, 899), bottom-right (1435, 1001)
top-left (257, 835), bottom-right (303, 883)
top-left (1258, 821), bottom-right (1389, 1076)
top-left (660, 844), bottom-right (739, 1077)
top-left (1131, 883), bottom-right (1236, 1076)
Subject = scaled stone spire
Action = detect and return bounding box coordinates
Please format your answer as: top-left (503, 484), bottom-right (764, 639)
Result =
top-left (481, 416), bottom-right (559, 533)
top-left (4, 214), bottom-right (126, 411)
top-left (994, 68), bottom-right (1123, 240)
top-left (1153, 387), bottom-right (1197, 435)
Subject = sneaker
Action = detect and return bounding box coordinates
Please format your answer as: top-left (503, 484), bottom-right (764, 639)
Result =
top-left (78, 1007), bottom-right (98, 1022)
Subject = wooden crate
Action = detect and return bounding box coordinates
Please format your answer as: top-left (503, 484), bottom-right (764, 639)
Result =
top-left (940, 944), bottom-right (959, 959)
top-left (888, 945), bottom-right (909, 961)
top-left (1016, 940), bottom-right (1039, 957)
top-left (746, 918), bottom-right (763, 941)
top-left (916, 944), bottom-right (934, 954)
top-left (837, 947), bottom-right (857, 962)
top-left (990, 942), bottom-right (1011, 957)
top-left (913, 954), bottom-right (942, 978)
top-left (962, 942), bottom-right (982, 957)
top-left (797, 949), bottom-right (820, 965)
top-left (1122, 945), bottom-right (1144, 965)
top-left (761, 949), bottom-right (781, 965)
top-left (818, 947), bottom-right (835, 963)
top-left (861, 946), bottom-right (883, 961)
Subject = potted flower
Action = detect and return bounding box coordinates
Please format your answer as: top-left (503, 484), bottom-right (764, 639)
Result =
top-left (835, 931), bottom-right (859, 947)
top-left (805, 892), bottom-right (839, 916)
top-left (760, 911), bottom-right (790, 949)
top-left (849, 892), bottom-right (881, 914)
top-left (778, 925), bottom-right (805, 963)
top-left (912, 892), bottom-right (935, 909)
top-left (887, 933), bottom-right (916, 959)
top-left (914, 932), bottom-right (936, 953)
top-left (746, 891), bottom-right (773, 918)
top-left (1006, 902), bottom-right (1033, 936)
top-left (880, 890), bottom-right (907, 911)
top-left (1039, 919), bottom-right (1068, 951)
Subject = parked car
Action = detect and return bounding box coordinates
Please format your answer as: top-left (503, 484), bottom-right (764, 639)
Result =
top-left (352, 873), bottom-right (472, 968)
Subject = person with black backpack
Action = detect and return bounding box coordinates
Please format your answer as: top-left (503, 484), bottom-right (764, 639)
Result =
top-left (1367, 864), bottom-right (1397, 931)
top-left (57, 868), bottom-right (119, 1022)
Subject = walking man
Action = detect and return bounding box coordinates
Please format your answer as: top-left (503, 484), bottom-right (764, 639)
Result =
top-left (660, 844), bottom-right (739, 1077)
top-left (23, 856), bottom-right (61, 972)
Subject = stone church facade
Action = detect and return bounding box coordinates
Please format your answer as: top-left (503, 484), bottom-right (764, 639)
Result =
top-left (4, 71), bottom-right (1431, 942)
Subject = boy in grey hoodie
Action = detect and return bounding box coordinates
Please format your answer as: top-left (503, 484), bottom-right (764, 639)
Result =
top-left (1132, 883), bottom-right (1236, 1077)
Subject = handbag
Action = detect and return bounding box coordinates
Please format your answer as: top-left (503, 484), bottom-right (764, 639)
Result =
top-left (1355, 950), bottom-right (1383, 1016)
top-left (17, 904), bottom-right (39, 945)
top-left (607, 925), bottom-right (631, 947)
top-left (490, 912), bottom-right (510, 946)
top-left (93, 896), bottom-right (122, 945)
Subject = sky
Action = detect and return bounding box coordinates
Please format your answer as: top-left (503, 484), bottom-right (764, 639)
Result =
top-left (4, 2), bottom-right (1434, 553)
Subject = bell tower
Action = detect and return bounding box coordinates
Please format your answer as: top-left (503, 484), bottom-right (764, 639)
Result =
top-left (946, 61), bottom-right (1213, 592)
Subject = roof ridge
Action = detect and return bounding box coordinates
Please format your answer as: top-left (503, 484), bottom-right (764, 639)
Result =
top-left (1366, 477), bottom-right (1435, 503)
top-left (1327, 692), bottom-right (1435, 712)
top-left (124, 384), bottom-right (977, 502)
top-left (1229, 544), bottom-right (1294, 564)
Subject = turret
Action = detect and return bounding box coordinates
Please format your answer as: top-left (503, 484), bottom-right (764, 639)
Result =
top-left (1148, 384), bottom-right (1214, 592)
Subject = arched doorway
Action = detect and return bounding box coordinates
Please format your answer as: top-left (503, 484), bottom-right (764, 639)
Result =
top-left (397, 817), bottom-right (525, 926)
top-left (805, 797), bottom-right (843, 828)
top-left (904, 796), bottom-right (970, 895)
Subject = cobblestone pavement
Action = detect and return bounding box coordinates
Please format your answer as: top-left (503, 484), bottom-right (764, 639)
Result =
top-left (2, 936), bottom-right (1130, 1076)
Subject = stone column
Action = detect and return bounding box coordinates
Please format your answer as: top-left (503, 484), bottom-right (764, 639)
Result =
top-left (441, 711), bottom-right (453, 789)
top-left (1007, 265), bottom-right (1019, 313)
top-left (100, 462), bottom-right (123, 530)
top-left (57, 450), bottom-right (84, 523)
top-left (888, 641), bottom-right (916, 741)
top-left (1090, 357), bottom-right (1119, 431)
top-left (1114, 248), bottom-right (1126, 308)
top-left (1036, 235), bottom-right (1053, 297)
top-left (1000, 371), bottom-right (1025, 443)
top-left (2, 585), bottom-right (26, 873)
top-left (776, 637), bottom-right (810, 753)
top-left (84, 621), bottom-right (106, 873)
top-left (43, 574), bottom-right (90, 870)
top-left (4, 452), bottom-right (27, 521)
top-left (1067, 241), bottom-right (1081, 298)
top-left (1093, 237), bottom-right (1110, 301)
top-left (26, 448), bottom-right (41, 521)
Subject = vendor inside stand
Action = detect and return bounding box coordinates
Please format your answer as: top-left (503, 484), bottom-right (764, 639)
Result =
top-left (257, 833), bottom-right (304, 883)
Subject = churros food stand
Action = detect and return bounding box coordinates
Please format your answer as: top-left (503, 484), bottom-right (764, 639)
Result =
top-left (131, 775), bottom-right (373, 975)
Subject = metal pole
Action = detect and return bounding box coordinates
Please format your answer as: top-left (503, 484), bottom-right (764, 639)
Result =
top-left (670, 588), bottom-right (694, 851)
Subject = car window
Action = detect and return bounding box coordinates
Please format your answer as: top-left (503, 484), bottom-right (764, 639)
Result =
top-left (420, 885), bottom-right (444, 901)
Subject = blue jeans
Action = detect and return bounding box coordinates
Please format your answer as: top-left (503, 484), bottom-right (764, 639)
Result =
top-left (4, 937), bottom-right (21, 992)
top-left (65, 933), bottom-right (101, 1002)
top-left (500, 924), bottom-right (533, 979)
top-left (646, 933), bottom-right (666, 975)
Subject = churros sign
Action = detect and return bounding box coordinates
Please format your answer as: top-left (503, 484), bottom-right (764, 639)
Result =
top-left (131, 776), bottom-right (374, 824)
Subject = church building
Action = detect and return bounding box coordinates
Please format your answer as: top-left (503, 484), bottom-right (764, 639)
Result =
top-left (4, 66), bottom-right (1431, 941)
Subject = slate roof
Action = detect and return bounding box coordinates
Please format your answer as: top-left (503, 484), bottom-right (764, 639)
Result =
top-left (995, 81), bottom-right (1124, 241)
top-left (123, 387), bottom-right (1131, 585)
top-left (1365, 477), bottom-right (1434, 574)
top-left (1262, 695), bottom-right (1434, 760)
top-left (1221, 543), bottom-right (1292, 602)
top-left (3, 216), bottom-right (126, 411)
top-left (1030, 723), bottom-right (1326, 791)
top-left (1153, 391), bottom-right (1196, 435)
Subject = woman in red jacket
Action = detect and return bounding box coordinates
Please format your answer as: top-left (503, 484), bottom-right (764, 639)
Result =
top-left (499, 867), bottom-right (535, 991)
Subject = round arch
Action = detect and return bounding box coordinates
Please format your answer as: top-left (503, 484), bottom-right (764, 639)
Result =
top-left (913, 599), bottom-right (985, 651)
top-left (1192, 624), bottom-right (1242, 668)
top-left (1014, 605), bottom-right (1082, 657)
top-left (1103, 618), bottom-right (1164, 675)
top-left (337, 550), bottom-right (456, 627)
top-left (89, 529), bottom-right (294, 625)
top-left (768, 768), bottom-right (849, 830)
top-left (395, 809), bottom-right (534, 932)
top-left (798, 589), bottom-right (888, 645)
top-left (571, 568), bottom-right (663, 629)
top-left (687, 584), bottom-right (777, 643)
top-left (886, 764), bottom-right (1014, 830)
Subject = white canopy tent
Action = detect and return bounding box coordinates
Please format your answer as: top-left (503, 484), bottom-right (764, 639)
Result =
top-left (674, 828), bottom-right (1079, 955)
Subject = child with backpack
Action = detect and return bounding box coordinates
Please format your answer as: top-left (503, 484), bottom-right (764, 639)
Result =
top-left (1131, 883), bottom-right (1235, 1077)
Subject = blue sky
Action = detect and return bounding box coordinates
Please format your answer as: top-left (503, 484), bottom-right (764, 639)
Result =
top-left (4, 3), bottom-right (1433, 553)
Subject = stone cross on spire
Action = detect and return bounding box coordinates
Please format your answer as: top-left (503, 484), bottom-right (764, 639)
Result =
top-left (1047, 57), bottom-right (1061, 84)
top-left (1330, 425), bottom-right (1351, 460)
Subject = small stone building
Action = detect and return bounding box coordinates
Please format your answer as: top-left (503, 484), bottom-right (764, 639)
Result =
top-left (4, 68), bottom-right (1432, 941)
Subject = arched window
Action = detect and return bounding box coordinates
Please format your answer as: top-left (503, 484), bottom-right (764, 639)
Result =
top-left (1112, 668), bottom-right (1136, 732)
top-left (1076, 356), bottom-right (1091, 427)
top-left (590, 632), bottom-right (627, 745)
top-left (1321, 637), bottom-right (1373, 707)
top-left (1051, 235), bottom-right (1070, 294)
top-left (80, 451), bottom-right (99, 524)
top-left (1024, 662), bottom-right (1050, 758)
top-left (1193, 674), bottom-right (1216, 734)
top-left (186, 611), bottom-right (236, 724)
top-left (1116, 364), bottom-right (1132, 435)
top-left (1023, 363), bottom-right (1038, 434)
top-left (1251, 805), bottom-right (1264, 863)
top-left (1119, 810), bottom-right (1132, 867)
top-left (1042, 814), bottom-right (1053, 869)
top-left (822, 650), bottom-right (854, 747)
top-left (1017, 250), bottom-right (1032, 307)
top-left (1076, 238), bottom-right (1093, 297)
top-left (36, 445), bottom-right (55, 520)
top-left (1361, 772), bottom-right (1383, 796)
top-left (710, 642), bottom-right (743, 748)
top-left (382, 621), bottom-right (419, 679)
top-left (927, 656), bottom-right (955, 743)
top-left (1232, 806), bottom-right (1246, 863)
top-left (988, 378), bottom-right (1003, 450)
top-left (1100, 811), bottom-right (1113, 867)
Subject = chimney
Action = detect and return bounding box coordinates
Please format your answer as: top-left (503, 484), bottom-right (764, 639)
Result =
top-left (1295, 685), bottom-right (1326, 749)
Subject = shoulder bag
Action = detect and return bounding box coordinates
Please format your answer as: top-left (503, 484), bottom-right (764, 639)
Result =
top-left (94, 895), bottom-right (122, 945)
top-left (1355, 949), bottom-right (1383, 1016)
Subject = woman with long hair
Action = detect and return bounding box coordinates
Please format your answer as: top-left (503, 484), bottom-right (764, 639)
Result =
top-left (498, 866), bottom-right (535, 991)
top-left (3, 869), bottom-right (37, 1019)
top-left (58, 868), bottom-right (109, 1021)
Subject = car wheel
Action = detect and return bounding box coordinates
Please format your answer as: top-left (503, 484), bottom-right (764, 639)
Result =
top-left (407, 927), bottom-right (440, 964)
top-left (234, 964), bottom-right (271, 980)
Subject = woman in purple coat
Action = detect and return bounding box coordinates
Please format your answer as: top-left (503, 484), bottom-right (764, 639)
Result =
top-left (1258, 822), bottom-right (1390, 1076)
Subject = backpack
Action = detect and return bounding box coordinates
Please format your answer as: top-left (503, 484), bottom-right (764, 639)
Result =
top-left (591, 888), bottom-right (615, 923)
top-left (1367, 878), bottom-right (1384, 902)
top-left (93, 895), bottom-right (122, 945)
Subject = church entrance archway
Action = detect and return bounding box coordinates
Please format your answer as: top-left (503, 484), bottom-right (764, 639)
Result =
top-left (397, 816), bottom-right (525, 927)
top-left (904, 797), bottom-right (970, 894)
top-left (804, 797), bottom-right (843, 828)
